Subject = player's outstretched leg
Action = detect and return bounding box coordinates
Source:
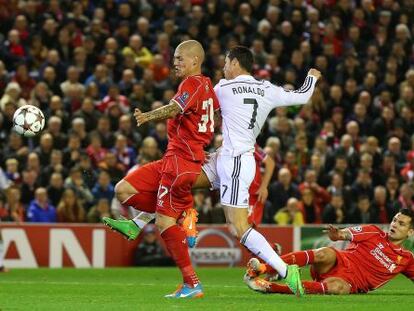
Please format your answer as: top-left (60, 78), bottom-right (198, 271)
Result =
top-left (245, 277), bottom-right (328, 295)
top-left (103, 174), bottom-right (158, 239)
top-left (227, 207), bottom-right (304, 296)
top-left (247, 250), bottom-right (317, 278)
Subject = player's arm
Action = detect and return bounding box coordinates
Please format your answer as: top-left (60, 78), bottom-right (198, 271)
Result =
top-left (272, 68), bottom-right (321, 107)
top-left (133, 102), bottom-right (181, 127)
top-left (324, 224), bottom-right (352, 241)
top-left (257, 154), bottom-right (275, 203)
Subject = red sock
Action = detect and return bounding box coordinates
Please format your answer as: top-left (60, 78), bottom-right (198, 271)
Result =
top-left (302, 281), bottom-right (327, 294)
top-left (261, 250), bottom-right (315, 275)
top-left (161, 225), bottom-right (199, 287)
top-left (121, 193), bottom-right (157, 213)
top-left (267, 281), bottom-right (326, 295)
top-left (281, 250), bottom-right (315, 266)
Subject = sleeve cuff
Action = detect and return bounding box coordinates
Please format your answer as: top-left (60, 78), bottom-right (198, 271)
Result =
top-left (171, 99), bottom-right (185, 113)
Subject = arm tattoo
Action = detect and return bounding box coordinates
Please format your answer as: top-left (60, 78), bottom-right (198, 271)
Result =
top-left (143, 102), bottom-right (181, 122)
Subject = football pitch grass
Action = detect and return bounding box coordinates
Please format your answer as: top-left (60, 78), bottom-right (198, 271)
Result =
top-left (0, 268), bottom-right (412, 311)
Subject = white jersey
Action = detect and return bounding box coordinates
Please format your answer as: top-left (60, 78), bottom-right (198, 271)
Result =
top-left (214, 74), bottom-right (317, 157)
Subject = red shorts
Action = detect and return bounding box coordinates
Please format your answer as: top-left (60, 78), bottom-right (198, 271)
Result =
top-left (310, 248), bottom-right (360, 293)
top-left (157, 155), bottom-right (201, 218)
top-left (124, 155), bottom-right (201, 219)
top-left (124, 160), bottom-right (162, 213)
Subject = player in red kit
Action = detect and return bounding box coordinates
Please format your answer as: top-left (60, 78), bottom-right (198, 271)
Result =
top-left (244, 208), bottom-right (414, 295)
top-left (103, 40), bottom-right (219, 298)
top-left (247, 145), bottom-right (275, 226)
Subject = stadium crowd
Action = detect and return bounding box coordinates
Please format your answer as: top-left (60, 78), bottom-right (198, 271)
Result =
top-left (0, 0), bottom-right (413, 225)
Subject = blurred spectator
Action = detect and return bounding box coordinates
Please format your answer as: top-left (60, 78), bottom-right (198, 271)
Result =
top-left (87, 198), bottom-right (113, 223)
top-left (47, 172), bottom-right (64, 207)
top-left (92, 171), bottom-right (114, 203)
top-left (64, 167), bottom-right (94, 207)
top-left (47, 116), bottom-right (68, 150)
top-left (57, 188), bottom-right (85, 223)
top-left (322, 192), bottom-right (346, 224)
top-left (97, 84), bottom-right (129, 114)
top-left (274, 198), bottom-right (304, 225)
top-left (115, 115), bottom-right (142, 150)
top-left (27, 187), bottom-right (56, 222)
top-left (0, 82), bottom-right (27, 112)
top-left (351, 169), bottom-right (374, 201)
top-left (73, 97), bottom-right (102, 132)
top-left (371, 186), bottom-right (397, 224)
top-left (134, 224), bottom-right (174, 267)
top-left (40, 149), bottom-right (67, 186)
top-left (395, 183), bottom-right (414, 211)
top-left (5, 158), bottom-right (21, 185)
top-left (2, 186), bottom-right (25, 222)
top-left (20, 169), bottom-right (39, 205)
top-left (266, 168), bottom-right (300, 223)
top-left (111, 134), bottom-right (136, 170)
top-left (122, 34), bottom-right (153, 68)
top-left (347, 195), bottom-right (379, 224)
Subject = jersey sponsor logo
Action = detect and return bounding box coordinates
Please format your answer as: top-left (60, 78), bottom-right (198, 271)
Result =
top-left (177, 92), bottom-right (189, 106)
top-left (370, 243), bottom-right (397, 273)
top-left (351, 226), bottom-right (362, 233)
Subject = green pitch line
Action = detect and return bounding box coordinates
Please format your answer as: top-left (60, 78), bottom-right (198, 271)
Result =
top-left (0, 268), bottom-right (412, 311)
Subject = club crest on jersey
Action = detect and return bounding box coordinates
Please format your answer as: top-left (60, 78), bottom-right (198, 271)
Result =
top-left (351, 226), bottom-right (362, 232)
top-left (177, 92), bottom-right (189, 107)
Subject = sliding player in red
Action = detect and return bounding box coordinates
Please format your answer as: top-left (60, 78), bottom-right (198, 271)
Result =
top-left (245, 208), bottom-right (414, 295)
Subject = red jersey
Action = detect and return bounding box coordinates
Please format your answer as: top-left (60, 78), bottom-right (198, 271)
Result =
top-left (166, 75), bottom-right (219, 162)
top-left (249, 145), bottom-right (266, 196)
top-left (343, 225), bottom-right (414, 292)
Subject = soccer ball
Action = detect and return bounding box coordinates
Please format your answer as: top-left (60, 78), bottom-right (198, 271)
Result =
top-left (13, 105), bottom-right (45, 137)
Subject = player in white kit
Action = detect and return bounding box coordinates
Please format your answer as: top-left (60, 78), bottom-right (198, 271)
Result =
top-left (214, 46), bottom-right (321, 296)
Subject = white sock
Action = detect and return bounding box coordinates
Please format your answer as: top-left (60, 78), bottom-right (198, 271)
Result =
top-left (133, 211), bottom-right (155, 229)
top-left (240, 228), bottom-right (287, 278)
top-left (0, 240), bottom-right (4, 267)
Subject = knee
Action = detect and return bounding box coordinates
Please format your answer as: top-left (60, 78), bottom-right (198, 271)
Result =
top-left (314, 248), bottom-right (335, 264)
top-left (155, 214), bottom-right (176, 233)
top-left (326, 281), bottom-right (350, 295)
top-left (114, 180), bottom-right (132, 201)
top-left (231, 220), bottom-right (251, 239)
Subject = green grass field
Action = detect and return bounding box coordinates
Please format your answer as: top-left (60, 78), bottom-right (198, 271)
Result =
top-left (0, 268), bottom-right (412, 311)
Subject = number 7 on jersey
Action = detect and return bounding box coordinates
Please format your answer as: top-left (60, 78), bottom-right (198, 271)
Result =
top-left (244, 98), bottom-right (258, 129)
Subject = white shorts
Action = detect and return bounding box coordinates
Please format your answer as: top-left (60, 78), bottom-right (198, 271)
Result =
top-left (217, 152), bottom-right (255, 208)
top-left (201, 151), bottom-right (220, 190)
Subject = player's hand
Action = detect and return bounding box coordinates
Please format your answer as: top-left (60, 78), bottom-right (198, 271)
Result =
top-left (308, 68), bottom-right (321, 81)
top-left (256, 185), bottom-right (268, 204)
top-left (134, 108), bottom-right (148, 127)
top-left (323, 224), bottom-right (341, 241)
